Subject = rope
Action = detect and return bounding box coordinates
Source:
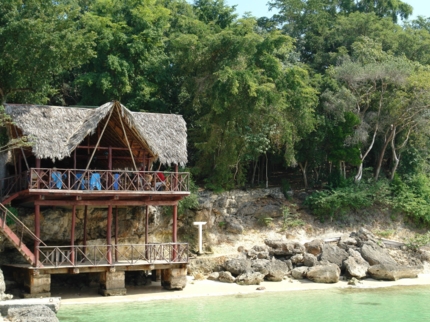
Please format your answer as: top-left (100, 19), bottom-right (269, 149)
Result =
top-left (117, 102), bottom-right (138, 171)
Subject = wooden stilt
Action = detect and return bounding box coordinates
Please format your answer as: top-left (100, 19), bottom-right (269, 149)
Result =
top-left (145, 205), bottom-right (149, 259)
top-left (34, 204), bottom-right (40, 266)
top-left (71, 205), bottom-right (76, 265)
top-left (172, 203), bottom-right (178, 262)
top-left (115, 206), bottom-right (118, 262)
top-left (83, 206), bottom-right (88, 250)
top-left (107, 205), bottom-right (112, 264)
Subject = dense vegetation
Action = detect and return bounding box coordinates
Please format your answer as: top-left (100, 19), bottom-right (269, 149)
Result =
top-left (2, 0), bottom-right (430, 225)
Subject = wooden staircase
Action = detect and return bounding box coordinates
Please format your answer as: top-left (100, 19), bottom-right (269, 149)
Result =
top-left (0, 203), bottom-right (45, 267)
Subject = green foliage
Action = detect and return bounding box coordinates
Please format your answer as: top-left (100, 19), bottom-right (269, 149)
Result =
top-left (258, 215), bottom-right (273, 227)
top-left (374, 229), bottom-right (395, 238)
top-left (281, 205), bottom-right (304, 230)
top-left (305, 180), bottom-right (391, 222)
top-left (178, 171), bottom-right (200, 216)
top-left (281, 179), bottom-right (291, 198)
top-left (406, 232), bottom-right (430, 251)
top-left (5, 206), bottom-right (18, 226)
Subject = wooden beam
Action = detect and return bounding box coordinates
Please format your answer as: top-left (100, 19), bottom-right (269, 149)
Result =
top-left (107, 205), bottom-right (112, 265)
top-left (115, 206), bottom-right (118, 262)
top-left (34, 199), bottom-right (180, 207)
top-left (83, 206), bottom-right (88, 252)
top-left (71, 205), bottom-right (76, 265)
top-left (34, 204), bottom-right (40, 266)
top-left (172, 204), bottom-right (177, 243)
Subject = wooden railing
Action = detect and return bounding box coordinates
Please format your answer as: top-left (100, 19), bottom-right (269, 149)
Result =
top-left (0, 203), bottom-right (46, 247)
top-left (37, 243), bottom-right (189, 267)
top-left (0, 168), bottom-right (189, 200)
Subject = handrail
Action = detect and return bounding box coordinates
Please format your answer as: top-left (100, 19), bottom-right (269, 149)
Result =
top-left (37, 243), bottom-right (189, 267)
top-left (0, 203), bottom-right (46, 246)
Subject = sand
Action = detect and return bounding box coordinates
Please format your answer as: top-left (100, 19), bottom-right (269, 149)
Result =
top-left (59, 274), bottom-right (430, 305)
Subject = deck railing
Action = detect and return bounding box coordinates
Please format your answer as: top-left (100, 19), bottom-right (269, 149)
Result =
top-left (37, 243), bottom-right (189, 267)
top-left (0, 168), bottom-right (189, 200)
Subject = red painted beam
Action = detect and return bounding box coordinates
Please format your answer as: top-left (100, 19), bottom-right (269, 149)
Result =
top-left (34, 200), bottom-right (180, 206)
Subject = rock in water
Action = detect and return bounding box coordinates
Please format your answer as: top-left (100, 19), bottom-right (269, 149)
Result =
top-left (307, 263), bottom-right (340, 283)
top-left (7, 305), bottom-right (59, 322)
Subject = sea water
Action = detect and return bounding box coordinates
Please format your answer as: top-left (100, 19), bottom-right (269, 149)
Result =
top-left (58, 286), bottom-right (430, 322)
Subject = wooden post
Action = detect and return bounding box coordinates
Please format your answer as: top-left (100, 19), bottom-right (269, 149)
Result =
top-left (115, 206), bottom-right (118, 262)
top-left (73, 149), bottom-right (77, 169)
top-left (172, 203), bottom-right (178, 262)
top-left (108, 146), bottom-right (113, 189)
top-left (107, 205), bottom-right (112, 264)
top-left (35, 158), bottom-right (41, 189)
top-left (108, 146), bottom-right (112, 170)
top-left (145, 205), bottom-right (149, 259)
top-left (34, 204), bottom-right (40, 266)
top-left (83, 206), bottom-right (88, 254)
top-left (174, 164), bottom-right (178, 191)
top-left (71, 205), bottom-right (76, 265)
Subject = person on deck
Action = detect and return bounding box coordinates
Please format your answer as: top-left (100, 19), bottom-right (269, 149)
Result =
top-left (155, 171), bottom-right (166, 191)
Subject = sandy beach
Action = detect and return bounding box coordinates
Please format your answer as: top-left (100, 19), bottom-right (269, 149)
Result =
top-left (58, 274), bottom-right (430, 306)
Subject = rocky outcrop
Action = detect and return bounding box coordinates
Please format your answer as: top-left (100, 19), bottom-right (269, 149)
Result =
top-left (368, 264), bottom-right (423, 281)
top-left (224, 259), bottom-right (252, 276)
top-left (6, 305), bottom-right (59, 322)
top-left (344, 249), bottom-right (369, 278)
top-left (264, 260), bottom-right (289, 281)
top-left (304, 239), bottom-right (324, 256)
top-left (291, 267), bottom-right (308, 279)
top-left (307, 263), bottom-right (340, 283)
top-left (265, 240), bottom-right (305, 256)
top-left (0, 269), bottom-right (12, 301)
top-left (236, 272), bottom-right (265, 285)
top-left (320, 244), bottom-right (349, 268)
top-left (361, 242), bottom-right (398, 266)
top-left (218, 271), bottom-right (236, 283)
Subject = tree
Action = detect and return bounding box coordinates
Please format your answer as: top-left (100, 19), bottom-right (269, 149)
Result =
top-left (0, 0), bottom-right (95, 104)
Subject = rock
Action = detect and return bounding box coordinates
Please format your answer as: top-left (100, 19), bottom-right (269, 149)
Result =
top-left (356, 228), bottom-right (379, 245)
top-left (247, 248), bottom-right (270, 260)
top-left (344, 249), bottom-right (370, 279)
top-left (307, 263), bottom-right (340, 283)
top-left (225, 218), bottom-right (244, 234)
top-left (256, 286), bottom-right (266, 291)
top-left (265, 260), bottom-right (289, 282)
top-left (0, 269), bottom-right (5, 297)
top-left (224, 258), bottom-right (252, 276)
top-left (7, 305), bottom-right (59, 322)
top-left (207, 272), bottom-right (220, 281)
top-left (290, 254), bottom-right (304, 265)
top-left (236, 272), bottom-right (265, 285)
top-left (291, 267), bottom-right (308, 280)
top-left (338, 234), bottom-right (358, 250)
top-left (361, 242), bottom-right (397, 266)
top-left (285, 259), bottom-right (293, 271)
top-left (304, 239), bottom-right (324, 256)
top-left (368, 264), bottom-right (423, 281)
top-left (251, 259), bottom-right (270, 275)
top-left (348, 277), bottom-right (362, 286)
top-left (265, 240), bottom-right (305, 256)
top-left (218, 271), bottom-right (236, 283)
top-left (303, 253), bottom-right (318, 267)
top-left (320, 244), bottom-right (349, 268)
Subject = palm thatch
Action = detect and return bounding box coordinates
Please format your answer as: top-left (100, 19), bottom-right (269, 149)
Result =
top-left (4, 102), bottom-right (188, 166)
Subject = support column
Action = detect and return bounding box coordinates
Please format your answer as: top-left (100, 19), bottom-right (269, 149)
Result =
top-left (115, 206), bottom-right (118, 262)
top-left (35, 158), bottom-right (41, 189)
top-left (83, 206), bottom-right (88, 254)
top-left (22, 270), bottom-right (51, 298)
top-left (161, 266), bottom-right (187, 290)
top-left (145, 205), bottom-right (149, 259)
top-left (172, 203), bottom-right (178, 262)
top-left (34, 205), bottom-right (40, 266)
top-left (99, 270), bottom-right (126, 296)
top-left (107, 205), bottom-right (112, 265)
top-left (71, 205), bottom-right (76, 265)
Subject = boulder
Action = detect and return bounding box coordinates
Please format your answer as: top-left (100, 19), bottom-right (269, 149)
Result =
top-left (320, 244), bottom-right (349, 268)
top-left (236, 272), bottom-right (265, 285)
top-left (291, 267), bottom-right (308, 280)
top-left (285, 259), bottom-right (293, 271)
top-left (307, 263), bottom-right (340, 283)
top-left (368, 264), bottom-right (423, 281)
top-left (207, 272), bottom-right (219, 281)
top-left (304, 239), bottom-right (324, 256)
top-left (290, 254), bottom-right (304, 265)
top-left (218, 271), bottom-right (236, 283)
top-left (224, 258), bottom-right (252, 276)
top-left (344, 249), bottom-right (369, 279)
top-left (7, 305), bottom-right (59, 322)
top-left (265, 240), bottom-right (305, 256)
top-left (356, 228), bottom-right (379, 245)
top-left (303, 253), bottom-right (318, 267)
top-left (361, 242), bottom-right (397, 266)
top-left (247, 248), bottom-right (270, 260)
top-left (338, 234), bottom-right (358, 250)
top-left (225, 218), bottom-right (244, 234)
top-left (265, 260), bottom-right (289, 282)
top-left (251, 259), bottom-right (270, 275)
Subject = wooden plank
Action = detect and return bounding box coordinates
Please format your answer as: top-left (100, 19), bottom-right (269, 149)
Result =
top-left (34, 200), bottom-right (179, 206)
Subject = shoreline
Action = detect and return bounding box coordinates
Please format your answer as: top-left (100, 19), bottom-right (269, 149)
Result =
top-left (59, 273), bottom-right (430, 305)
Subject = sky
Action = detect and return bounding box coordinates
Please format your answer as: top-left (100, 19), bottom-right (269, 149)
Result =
top-left (224, 0), bottom-right (430, 20)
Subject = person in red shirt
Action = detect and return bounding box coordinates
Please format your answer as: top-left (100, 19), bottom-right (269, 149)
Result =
top-left (155, 171), bottom-right (166, 190)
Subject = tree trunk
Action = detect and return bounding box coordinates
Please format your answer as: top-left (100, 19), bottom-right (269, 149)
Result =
top-left (265, 153), bottom-right (268, 189)
top-left (299, 161), bottom-right (308, 189)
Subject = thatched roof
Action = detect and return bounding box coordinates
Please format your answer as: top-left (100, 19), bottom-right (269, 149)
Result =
top-left (4, 102), bottom-right (188, 166)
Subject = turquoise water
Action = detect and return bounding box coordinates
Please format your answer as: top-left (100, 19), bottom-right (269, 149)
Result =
top-left (58, 286), bottom-right (430, 322)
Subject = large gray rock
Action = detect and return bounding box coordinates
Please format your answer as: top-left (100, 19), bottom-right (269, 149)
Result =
top-left (236, 272), bottom-right (265, 285)
top-left (338, 234), bottom-right (358, 250)
top-left (356, 228), bottom-right (379, 245)
top-left (251, 259), bottom-right (270, 275)
top-left (292, 267), bottom-right (308, 280)
top-left (307, 263), bottom-right (340, 283)
top-left (207, 272), bottom-right (219, 281)
top-left (290, 254), bottom-right (304, 265)
top-left (320, 244), bottom-right (349, 268)
top-left (265, 240), bottom-right (305, 256)
top-left (0, 269), bottom-right (5, 296)
top-left (265, 260), bottom-right (289, 281)
top-left (368, 264), bottom-right (423, 281)
top-left (361, 242), bottom-right (397, 266)
top-left (303, 253), bottom-right (318, 267)
top-left (224, 258), bottom-right (252, 276)
top-left (304, 239), bottom-right (324, 256)
top-left (218, 271), bottom-right (236, 283)
top-left (247, 246), bottom-right (270, 260)
top-left (225, 218), bottom-right (244, 234)
top-left (344, 249), bottom-right (370, 279)
top-left (7, 305), bottom-right (59, 322)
